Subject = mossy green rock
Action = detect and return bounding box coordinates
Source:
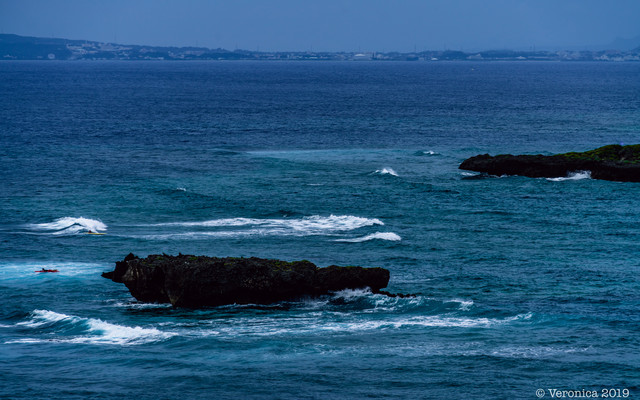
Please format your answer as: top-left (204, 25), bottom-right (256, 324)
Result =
top-left (459, 145), bottom-right (640, 182)
top-left (102, 253), bottom-right (390, 307)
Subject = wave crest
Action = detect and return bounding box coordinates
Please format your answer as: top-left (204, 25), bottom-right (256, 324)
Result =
top-left (414, 150), bottom-right (439, 156)
top-left (374, 168), bottom-right (398, 177)
top-left (547, 171), bottom-right (591, 182)
top-left (149, 215), bottom-right (383, 235)
top-left (12, 310), bottom-right (174, 345)
top-left (28, 217), bottom-right (107, 235)
top-left (335, 232), bottom-right (401, 243)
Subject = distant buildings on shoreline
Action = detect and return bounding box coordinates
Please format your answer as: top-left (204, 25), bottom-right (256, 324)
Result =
top-left (2, 34), bottom-right (639, 62)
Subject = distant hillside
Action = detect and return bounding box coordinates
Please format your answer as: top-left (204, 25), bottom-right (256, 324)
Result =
top-left (0, 34), bottom-right (75, 60)
top-left (1, 33), bottom-right (639, 61)
top-left (0, 34), bottom-right (239, 61)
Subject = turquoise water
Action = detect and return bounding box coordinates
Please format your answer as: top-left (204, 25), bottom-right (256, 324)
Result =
top-left (1, 61), bottom-right (639, 399)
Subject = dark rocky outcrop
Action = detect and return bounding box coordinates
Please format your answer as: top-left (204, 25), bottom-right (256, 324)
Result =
top-left (459, 144), bottom-right (640, 182)
top-left (102, 253), bottom-right (391, 307)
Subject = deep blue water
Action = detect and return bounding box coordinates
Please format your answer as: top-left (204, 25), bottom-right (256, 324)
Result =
top-left (1, 61), bottom-right (639, 399)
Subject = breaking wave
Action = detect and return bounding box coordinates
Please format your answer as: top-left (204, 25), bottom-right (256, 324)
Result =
top-left (546, 171), bottom-right (592, 182)
top-left (374, 168), bottom-right (399, 176)
top-left (450, 299), bottom-right (474, 311)
top-left (27, 217), bottom-right (107, 235)
top-left (148, 215), bottom-right (382, 234)
top-left (133, 215), bottom-right (387, 241)
top-left (414, 150), bottom-right (439, 156)
top-left (11, 310), bottom-right (175, 345)
top-left (335, 232), bottom-right (401, 242)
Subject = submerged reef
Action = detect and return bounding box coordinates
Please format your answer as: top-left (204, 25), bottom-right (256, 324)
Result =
top-left (459, 144), bottom-right (640, 182)
top-left (103, 253), bottom-right (390, 307)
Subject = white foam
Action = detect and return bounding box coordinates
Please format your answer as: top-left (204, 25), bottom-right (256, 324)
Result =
top-left (299, 290), bottom-right (466, 315)
top-left (137, 230), bottom-right (258, 240)
top-left (5, 339), bottom-right (43, 344)
top-left (455, 299), bottom-right (474, 311)
top-left (15, 310), bottom-right (175, 345)
top-left (17, 309), bottom-right (69, 327)
top-left (150, 215), bottom-right (383, 232)
top-left (110, 301), bottom-right (173, 309)
top-left (547, 171), bottom-right (592, 182)
top-left (334, 232), bottom-right (401, 243)
top-left (28, 217), bottom-right (107, 235)
top-left (370, 295), bottom-right (426, 312)
top-left (131, 215), bottom-right (387, 240)
top-left (154, 217), bottom-right (257, 228)
top-left (445, 299), bottom-right (474, 311)
top-left (328, 288), bottom-right (425, 313)
top-left (422, 150), bottom-right (438, 155)
top-left (341, 312), bottom-right (532, 330)
top-left (374, 167), bottom-right (399, 176)
top-left (488, 345), bottom-right (590, 359)
top-left (330, 288), bottom-right (374, 300)
top-left (344, 316), bottom-right (492, 329)
top-left (80, 318), bottom-right (174, 345)
top-left (176, 187), bottom-right (187, 191)
top-left (203, 312), bottom-right (535, 337)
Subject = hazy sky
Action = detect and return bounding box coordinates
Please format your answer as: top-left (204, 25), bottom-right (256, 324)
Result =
top-left (1, 0), bottom-right (639, 52)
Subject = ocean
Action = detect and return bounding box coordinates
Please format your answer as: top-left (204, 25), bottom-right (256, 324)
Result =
top-left (0, 60), bottom-right (639, 399)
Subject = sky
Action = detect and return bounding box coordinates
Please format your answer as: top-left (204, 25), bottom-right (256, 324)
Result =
top-left (1, 0), bottom-right (639, 52)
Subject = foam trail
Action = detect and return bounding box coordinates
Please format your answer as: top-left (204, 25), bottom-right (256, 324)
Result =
top-left (139, 230), bottom-right (264, 240)
top-left (547, 171), bottom-right (591, 182)
top-left (345, 313), bottom-right (533, 331)
top-left (335, 232), bottom-right (401, 243)
top-left (28, 217), bottom-right (107, 235)
top-left (150, 215), bottom-right (384, 232)
top-left (14, 310), bottom-right (175, 345)
top-left (209, 313), bottom-right (536, 337)
top-left (136, 215), bottom-right (385, 240)
top-left (111, 301), bottom-right (173, 310)
top-left (155, 217), bottom-right (260, 227)
top-left (374, 168), bottom-right (399, 177)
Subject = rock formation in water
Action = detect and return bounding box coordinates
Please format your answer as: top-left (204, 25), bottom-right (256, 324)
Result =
top-left (459, 144), bottom-right (640, 182)
top-left (102, 253), bottom-right (391, 307)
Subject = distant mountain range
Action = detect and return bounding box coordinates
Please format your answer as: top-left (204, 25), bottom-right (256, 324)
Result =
top-left (1, 34), bottom-right (639, 62)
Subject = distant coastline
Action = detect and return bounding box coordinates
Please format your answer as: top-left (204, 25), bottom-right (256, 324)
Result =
top-left (1, 33), bottom-right (639, 61)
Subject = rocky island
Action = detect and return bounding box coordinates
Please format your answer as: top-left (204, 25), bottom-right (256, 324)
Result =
top-left (459, 144), bottom-right (640, 182)
top-left (102, 253), bottom-right (391, 307)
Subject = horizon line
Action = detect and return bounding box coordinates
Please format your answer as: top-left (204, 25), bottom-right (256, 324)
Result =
top-left (3, 32), bottom-right (638, 54)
